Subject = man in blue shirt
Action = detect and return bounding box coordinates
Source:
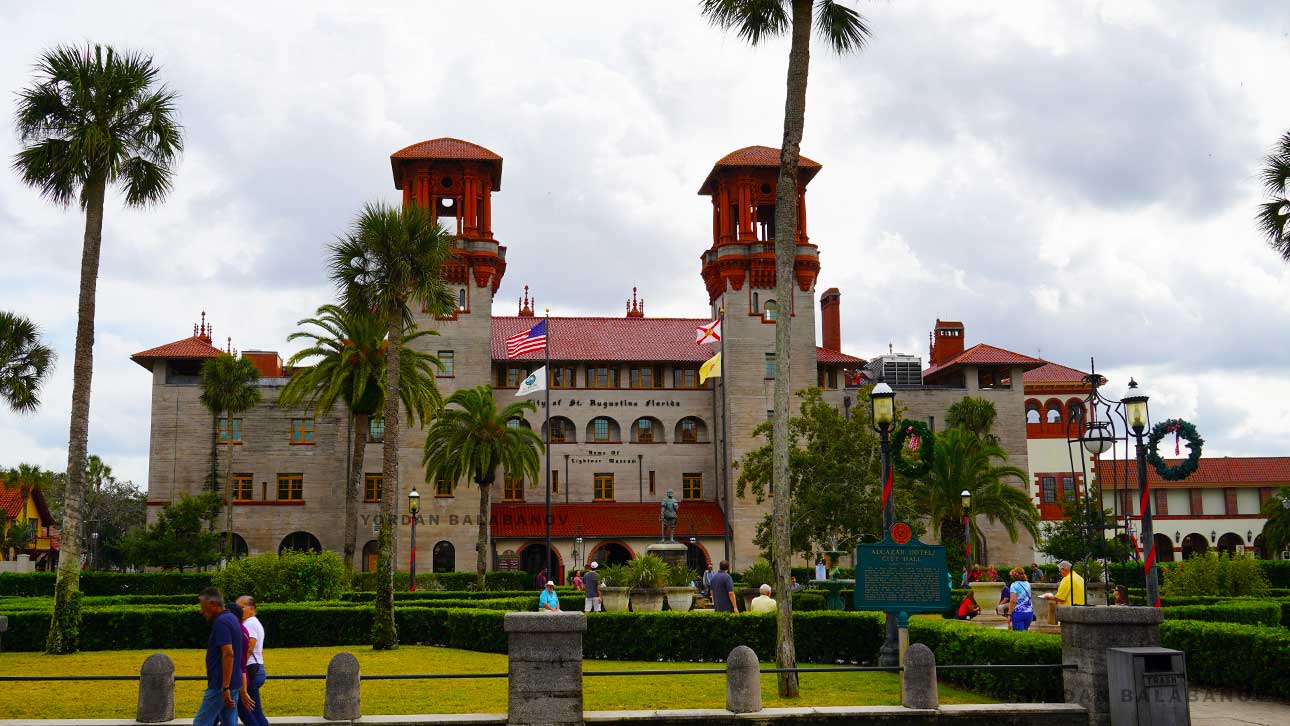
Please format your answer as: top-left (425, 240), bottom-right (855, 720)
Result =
top-left (195, 587), bottom-right (243, 726)
top-left (710, 561), bottom-right (737, 613)
top-left (539, 581), bottom-right (560, 612)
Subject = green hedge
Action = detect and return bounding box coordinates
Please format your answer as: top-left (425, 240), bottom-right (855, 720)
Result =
top-left (1161, 620), bottom-right (1290, 698)
top-left (0, 572), bottom-right (213, 597)
top-left (1162, 601), bottom-right (1282, 628)
top-left (348, 571), bottom-right (534, 592)
top-left (1110, 560), bottom-right (1290, 589)
top-left (908, 618), bottom-right (1063, 702)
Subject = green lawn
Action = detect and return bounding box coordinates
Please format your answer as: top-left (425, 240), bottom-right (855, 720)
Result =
top-left (0, 646), bottom-right (993, 718)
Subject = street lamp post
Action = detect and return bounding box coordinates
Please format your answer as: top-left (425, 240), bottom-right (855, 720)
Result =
top-left (1121, 380), bottom-right (1160, 608)
top-left (408, 488), bottom-right (421, 592)
top-left (961, 490), bottom-right (972, 578)
top-left (870, 381), bottom-right (898, 667)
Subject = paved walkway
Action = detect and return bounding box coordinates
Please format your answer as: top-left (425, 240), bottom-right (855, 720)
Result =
top-left (1189, 689), bottom-right (1290, 725)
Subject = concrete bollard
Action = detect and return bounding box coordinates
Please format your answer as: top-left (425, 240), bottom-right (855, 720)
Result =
top-left (725, 645), bottom-right (761, 714)
top-left (324, 652), bottom-right (361, 721)
top-left (901, 643), bottom-right (938, 710)
top-left (505, 611), bottom-right (586, 726)
top-left (136, 653), bottom-right (175, 723)
top-left (0, 614), bottom-right (7, 652)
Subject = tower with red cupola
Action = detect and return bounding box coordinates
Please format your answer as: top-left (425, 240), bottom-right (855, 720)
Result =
top-left (698, 146), bottom-right (824, 563)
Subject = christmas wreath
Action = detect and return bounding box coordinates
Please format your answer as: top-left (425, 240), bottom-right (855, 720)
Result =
top-left (1146, 418), bottom-right (1203, 481)
top-left (891, 419), bottom-right (935, 478)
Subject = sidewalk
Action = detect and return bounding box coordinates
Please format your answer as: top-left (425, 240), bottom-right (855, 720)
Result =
top-left (1189, 689), bottom-right (1290, 725)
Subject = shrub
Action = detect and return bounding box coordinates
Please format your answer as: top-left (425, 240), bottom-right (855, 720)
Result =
top-left (1161, 620), bottom-right (1290, 698)
top-left (1162, 601), bottom-right (1281, 628)
top-left (598, 564), bottom-right (630, 588)
top-left (667, 566), bottom-right (697, 588)
top-left (212, 550), bottom-right (345, 603)
top-left (1162, 552), bottom-right (1270, 597)
top-left (0, 572), bottom-right (213, 597)
top-left (742, 559), bottom-right (775, 589)
top-left (624, 554), bottom-right (669, 589)
top-left (792, 591), bottom-right (826, 611)
top-left (1261, 560), bottom-right (1290, 588)
top-left (908, 618), bottom-right (1063, 702)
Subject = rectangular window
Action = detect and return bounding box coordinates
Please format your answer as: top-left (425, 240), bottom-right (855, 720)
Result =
top-left (977, 366), bottom-right (1012, 389)
top-left (649, 470), bottom-right (656, 496)
top-left (591, 418), bottom-right (610, 442)
top-left (290, 418), bottom-right (315, 444)
top-left (277, 474), bottom-right (304, 501)
top-left (827, 369), bottom-right (838, 389)
top-left (682, 473), bottom-right (702, 501)
top-left (551, 470), bottom-right (559, 494)
top-left (549, 418), bottom-right (569, 443)
top-left (594, 473), bottom-right (615, 501)
top-left (636, 418), bottom-right (654, 443)
top-left (435, 477), bottom-right (453, 498)
top-left (439, 350), bottom-right (455, 377)
top-left (586, 366), bottom-right (619, 389)
top-left (629, 366), bottom-right (663, 389)
top-left (503, 478), bottom-right (525, 502)
top-left (232, 474), bottom-right (254, 501)
top-left (551, 366), bottom-right (577, 389)
top-left (497, 366), bottom-right (528, 388)
top-left (369, 417), bottom-right (384, 443)
top-left (364, 474), bottom-right (382, 503)
top-left (765, 353), bottom-right (777, 379)
top-left (218, 417), bottom-right (243, 444)
top-left (673, 367), bottom-right (700, 389)
top-left (1041, 476), bottom-right (1057, 504)
top-left (1061, 476), bottom-right (1076, 501)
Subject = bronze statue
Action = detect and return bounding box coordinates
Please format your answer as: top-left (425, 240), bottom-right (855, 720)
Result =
top-left (660, 489), bottom-right (679, 542)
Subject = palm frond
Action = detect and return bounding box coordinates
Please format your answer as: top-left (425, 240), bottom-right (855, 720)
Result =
top-left (813, 0), bottom-right (871, 54)
top-left (700, 0), bottom-right (791, 46)
top-left (0, 311), bottom-right (56, 413)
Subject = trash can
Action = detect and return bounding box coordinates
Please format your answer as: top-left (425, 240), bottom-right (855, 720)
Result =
top-left (1106, 646), bottom-right (1190, 725)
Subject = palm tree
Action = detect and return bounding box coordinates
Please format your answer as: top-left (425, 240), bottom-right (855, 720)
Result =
top-left (700, 0), bottom-right (870, 697)
top-left (198, 354), bottom-right (263, 559)
top-left (14, 43), bottom-right (183, 654)
top-left (1257, 131), bottom-right (1290, 262)
top-left (1, 519), bottom-right (36, 561)
top-left (0, 311), bottom-right (56, 414)
top-left (422, 386), bottom-right (543, 590)
top-left (1259, 487), bottom-right (1290, 556)
top-left (279, 303), bottom-right (443, 570)
top-left (946, 396), bottom-right (999, 444)
top-left (908, 426), bottom-right (1039, 564)
top-left (329, 201), bottom-right (454, 649)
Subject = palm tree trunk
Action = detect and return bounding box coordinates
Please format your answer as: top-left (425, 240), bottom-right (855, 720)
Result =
top-left (345, 413), bottom-right (370, 571)
top-left (768, 0), bottom-right (813, 699)
top-left (47, 171), bottom-right (107, 655)
top-left (476, 477), bottom-right (492, 590)
top-left (373, 308), bottom-right (402, 650)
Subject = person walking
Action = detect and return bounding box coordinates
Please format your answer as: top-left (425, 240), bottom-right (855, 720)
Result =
top-left (701, 564), bottom-right (714, 599)
top-left (539, 581), bottom-right (560, 612)
top-left (572, 569), bottom-right (584, 591)
top-left (236, 596), bottom-right (270, 726)
top-left (710, 560), bottom-right (737, 613)
top-left (534, 568), bottom-right (547, 591)
top-left (582, 562), bottom-right (602, 612)
top-left (1006, 568), bottom-right (1034, 631)
top-left (748, 583), bottom-right (776, 613)
top-left (194, 588), bottom-right (244, 726)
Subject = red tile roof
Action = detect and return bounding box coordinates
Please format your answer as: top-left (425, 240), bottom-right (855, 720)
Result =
top-left (923, 343), bottom-right (1045, 383)
top-left (491, 316), bottom-right (863, 365)
top-left (699, 145), bottom-right (822, 194)
top-left (0, 485), bottom-right (23, 519)
top-left (1024, 361), bottom-right (1091, 384)
top-left (131, 335), bottom-right (224, 370)
top-left (390, 137), bottom-right (504, 189)
top-left (1098, 457), bottom-right (1290, 487)
top-left (491, 502), bottom-right (727, 538)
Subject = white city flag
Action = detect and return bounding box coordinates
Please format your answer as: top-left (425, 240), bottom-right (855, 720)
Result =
top-left (516, 366), bottom-right (547, 397)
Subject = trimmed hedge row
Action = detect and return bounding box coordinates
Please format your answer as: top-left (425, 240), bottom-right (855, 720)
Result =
top-left (1109, 560), bottom-right (1290, 589)
top-left (1162, 601), bottom-right (1282, 628)
top-left (348, 571), bottom-right (533, 592)
top-left (908, 618), bottom-right (1062, 702)
top-left (1161, 620), bottom-right (1290, 699)
top-left (0, 572), bottom-right (213, 597)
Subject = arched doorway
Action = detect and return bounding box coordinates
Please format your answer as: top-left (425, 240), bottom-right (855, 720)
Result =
top-left (588, 541), bottom-right (633, 567)
top-left (221, 533), bottom-right (249, 559)
top-left (1253, 534), bottom-right (1269, 559)
top-left (432, 541), bottom-right (455, 573)
top-left (361, 540), bottom-right (378, 572)
top-left (279, 531), bottom-right (321, 554)
top-left (519, 543), bottom-right (563, 584)
top-left (1216, 532), bottom-right (1243, 556)
top-left (1153, 533), bottom-right (1174, 562)
top-left (685, 542), bottom-right (709, 574)
top-left (1181, 533), bottom-right (1208, 560)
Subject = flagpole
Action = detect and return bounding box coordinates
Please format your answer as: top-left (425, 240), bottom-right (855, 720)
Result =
top-left (718, 305), bottom-right (733, 564)
top-left (543, 310), bottom-right (553, 584)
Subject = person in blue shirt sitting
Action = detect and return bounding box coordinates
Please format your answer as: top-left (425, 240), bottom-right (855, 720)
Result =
top-left (539, 581), bottom-right (560, 612)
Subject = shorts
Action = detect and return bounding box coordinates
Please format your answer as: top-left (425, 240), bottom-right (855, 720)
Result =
top-left (584, 596), bottom-right (602, 612)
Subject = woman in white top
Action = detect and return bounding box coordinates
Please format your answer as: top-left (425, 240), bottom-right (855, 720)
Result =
top-left (235, 596), bottom-right (270, 726)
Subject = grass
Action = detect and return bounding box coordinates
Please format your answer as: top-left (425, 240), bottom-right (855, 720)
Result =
top-left (0, 646), bottom-right (993, 718)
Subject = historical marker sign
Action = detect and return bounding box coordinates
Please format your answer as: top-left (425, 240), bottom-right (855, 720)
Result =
top-left (854, 526), bottom-right (951, 613)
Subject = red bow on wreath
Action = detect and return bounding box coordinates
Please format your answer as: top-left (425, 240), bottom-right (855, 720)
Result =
top-left (1166, 423), bottom-right (1180, 455)
top-left (906, 426), bottom-right (921, 452)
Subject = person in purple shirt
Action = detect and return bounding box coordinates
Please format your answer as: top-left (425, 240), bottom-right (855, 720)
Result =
top-left (195, 587), bottom-right (244, 726)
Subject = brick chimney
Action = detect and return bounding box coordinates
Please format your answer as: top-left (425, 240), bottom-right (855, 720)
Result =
top-left (819, 288), bottom-right (842, 351)
top-left (929, 319), bottom-right (965, 367)
top-left (242, 351), bottom-right (283, 378)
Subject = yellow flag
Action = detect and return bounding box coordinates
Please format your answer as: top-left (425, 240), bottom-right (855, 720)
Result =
top-left (699, 351), bottom-right (722, 384)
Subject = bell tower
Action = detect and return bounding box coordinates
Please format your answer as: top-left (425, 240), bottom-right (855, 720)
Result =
top-left (698, 146), bottom-right (824, 567)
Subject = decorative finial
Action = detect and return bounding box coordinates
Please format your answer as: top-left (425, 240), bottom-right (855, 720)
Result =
top-left (227, 336), bottom-right (232, 354)
top-left (626, 286), bottom-right (645, 318)
top-left (518, 285), bottom-right (535, 317)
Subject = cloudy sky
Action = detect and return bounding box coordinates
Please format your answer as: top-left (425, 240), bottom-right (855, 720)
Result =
top-left (2, 1), bottom-right (1289, 487)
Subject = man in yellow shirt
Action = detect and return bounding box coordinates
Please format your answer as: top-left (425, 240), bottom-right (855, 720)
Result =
top-left (1042, 560), bottom-right (1086, 606)
top-left (748, 584), bottom-right (777, 613)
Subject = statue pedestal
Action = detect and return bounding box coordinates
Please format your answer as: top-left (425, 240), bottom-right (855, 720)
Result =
top-left (646, 542), bottom-right (688, 571)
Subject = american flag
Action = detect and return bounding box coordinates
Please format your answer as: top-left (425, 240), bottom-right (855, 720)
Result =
top-left (506, 319), bottom-right (547, 358)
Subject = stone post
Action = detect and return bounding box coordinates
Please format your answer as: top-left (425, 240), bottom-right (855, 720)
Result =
top-left (324, 652), bottom-right (361, 721)
top-left (901, 643), bottom-right (938, 710)
top-left (505, 611), bottom-right (586, 726)
top-left (1059, 606), bottom-right (1162, 726)
top-left (0, 614), bottom-right (7, 652)
top-left (136, 653), bottom-right (175, 723)
top-left (725, 645), bottom-right (761, 714)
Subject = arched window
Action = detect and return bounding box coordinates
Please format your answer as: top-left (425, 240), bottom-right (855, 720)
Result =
top-left (507, 417), bottom-right (531, 430)
top-left (279, 531), bottom-right (321, 554)
top-left (1025, 400), bottom-right (1042, 425)
top-left (632, 417), bottom-right (664, 443)
top-left (457, 288), bottom-right (467, 311)
top-left (1045, 400), bottom-right (1063, 424)
top-left (1066, 399), bottom-right (1086, 425)
top-left (544, 416), bottom-right (576, 444)
top-left (361, 540), bottom-right (378, 572)
top-left (221, 533), bottom-right (249, 559)
top-left (587, 416), bottom-right (619, 443)
top-left (763, 300), bottom-right (778, 322)
top-left (675, 416), bottom-right (708, 443)
top-left (432, 541), bottom-right (455, 573)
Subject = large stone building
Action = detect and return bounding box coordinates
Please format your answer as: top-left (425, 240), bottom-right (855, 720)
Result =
top-left (134, 138), bottom-right (1135, 577)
